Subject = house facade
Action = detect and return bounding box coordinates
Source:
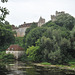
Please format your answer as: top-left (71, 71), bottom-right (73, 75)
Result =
top-left (6, 45), bottom-right (24, 59)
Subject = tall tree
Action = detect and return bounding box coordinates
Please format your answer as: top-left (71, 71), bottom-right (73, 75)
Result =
top-left (55, 13), bottom-right (75, 30)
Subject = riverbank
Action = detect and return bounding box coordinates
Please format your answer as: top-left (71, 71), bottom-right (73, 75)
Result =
top-left (33, 62), bottom-right (75, 74)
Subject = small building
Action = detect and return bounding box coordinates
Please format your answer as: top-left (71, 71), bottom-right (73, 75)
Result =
top-left (6, 45), bottom-right (24, 59)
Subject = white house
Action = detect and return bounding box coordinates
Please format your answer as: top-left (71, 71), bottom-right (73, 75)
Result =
top-left (6, 45), bottom-right (24, 59)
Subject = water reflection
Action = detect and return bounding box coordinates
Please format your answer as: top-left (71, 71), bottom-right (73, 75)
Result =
top-left (0, 61), bottom-right (65, 75)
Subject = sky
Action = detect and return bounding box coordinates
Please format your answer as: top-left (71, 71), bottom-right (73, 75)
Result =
top-left (0, 0), bottom-right (75, 26)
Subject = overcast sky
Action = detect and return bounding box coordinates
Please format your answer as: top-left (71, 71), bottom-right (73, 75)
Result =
top-left (0, 0), bottom-right (75, 26)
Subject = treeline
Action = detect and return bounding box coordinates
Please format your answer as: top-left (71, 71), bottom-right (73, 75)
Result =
top-left (22, 13), bottom-right (75, 64)
top-left (0, 21), bottom-right (16, 61)
top-left (0, 21), bottom-right (15, 51)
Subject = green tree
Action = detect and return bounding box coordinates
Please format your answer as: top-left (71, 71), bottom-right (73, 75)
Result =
top-left (25, 22), bottom-right (37, 35)
top-left (55, 13), bottom-right (75, 30)
top-left (70, 26), bottom-right (75, 57)
top-left (60, 38), bottom-right (71, 63)
top-left (0, 22), bottom-right (15, 51)
top-left (24, 27), bottom-right (47, 49)
top-left (26, 46), bottom-right (41, 62)
top-left (0, 0), bottom-right (9, 21)
top-left (0, 7), bottom-right (9, 21)
top-left (15, 37), bottom-right (23, 47)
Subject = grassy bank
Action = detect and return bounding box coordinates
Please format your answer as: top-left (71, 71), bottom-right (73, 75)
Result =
top-left (33, 61), bottom-right (75, 71)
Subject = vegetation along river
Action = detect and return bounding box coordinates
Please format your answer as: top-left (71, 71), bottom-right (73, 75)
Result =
top-left (0, 61), bottom-right (75, 75)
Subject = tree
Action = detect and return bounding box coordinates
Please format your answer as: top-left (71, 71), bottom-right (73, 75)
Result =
top-left (1, 0), bottom-right (8, 3)
top-left (70, 26), bottom-right (75, 57)
top-left (55, 13), bottom-right (75, 30)
top-left (25, 22), bottom-right (37, 35)
top-left (0, 0), bottom-right (15, 51)
top-left (0, 0), bottom-right (9, 21)
top-left (24, 27), bottom-right (47, 49)
top-left (60, 38), bottom-right (71, 63)
top-left (0, 7), bottom-right (9, 21)
top-left (0, 22), bottom-right (15, 51)
top-left (26, 46), bottom-right (41, 62)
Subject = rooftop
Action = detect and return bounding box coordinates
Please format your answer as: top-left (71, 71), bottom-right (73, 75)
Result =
top-left (6, 45), bottom-right (24, 51)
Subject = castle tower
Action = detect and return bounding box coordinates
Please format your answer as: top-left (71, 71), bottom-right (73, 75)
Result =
top-left (51, 11), bottom-right (65, 21)
top-left (38, 17), bottom-right (45, 27)
top-left (51, 15), bottom-right (56, 21)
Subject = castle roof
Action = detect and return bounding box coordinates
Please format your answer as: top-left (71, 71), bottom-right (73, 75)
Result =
top-left (6, 45), bottom-right (24, 51)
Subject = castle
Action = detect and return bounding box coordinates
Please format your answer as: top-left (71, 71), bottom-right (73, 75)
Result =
top-left (51, 11), bottom-right (65, 21)
top-left (12, 11), bottom-right (65, 37)
top-left (12, 17), bottom-right (45, 37)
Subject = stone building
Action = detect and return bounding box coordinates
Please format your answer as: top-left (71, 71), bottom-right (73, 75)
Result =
top-left (38, 17), bottom-right (45, 27)
top-left (12, 23), bottom-right (34, 37)
top-left (51, 11), bottom-right (65, 21)
top-left (6, 45), bottom-right (24, 59)
top-left (12, 17), bottom-right (45, 37)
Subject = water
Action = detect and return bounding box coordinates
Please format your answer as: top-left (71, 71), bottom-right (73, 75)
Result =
top-left (0, 61), bottom-right (66, 75)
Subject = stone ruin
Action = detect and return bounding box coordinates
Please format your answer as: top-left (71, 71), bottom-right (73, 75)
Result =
top-left (51, 11), bottom-right (65, 21)
top-left (12, 17), bottom-right (45, 37)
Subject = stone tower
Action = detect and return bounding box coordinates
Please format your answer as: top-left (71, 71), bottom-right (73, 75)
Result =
top-left (51, 11), bottom-right (65, 21)
top-left (51, 15), bottom-right (56, 21)
top-left (38, 17), bottom-right (45, 27)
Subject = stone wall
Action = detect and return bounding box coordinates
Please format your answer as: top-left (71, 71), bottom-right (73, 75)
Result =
top-left (12, 17), bottom-right (45, 37)
top-left (13, 27), bottom-right (29, 37)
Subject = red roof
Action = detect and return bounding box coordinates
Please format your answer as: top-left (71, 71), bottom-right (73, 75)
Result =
top-left (6, 45), bottom-right (24, 51)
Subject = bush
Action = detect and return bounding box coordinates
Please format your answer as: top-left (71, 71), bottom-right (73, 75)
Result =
top-left (3, 53), bottom-right (15, 62)
top-left (0, 52), bottom-right (15, 62)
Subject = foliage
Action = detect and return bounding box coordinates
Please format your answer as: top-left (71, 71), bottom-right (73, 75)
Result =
top-left (26, 46), bottom-right (41, 62)
top-left (25, 22), bottom-right (37, 35)
top-left (23, 22), bottom-right (38, 48)
top-left (24, 27), bottom-right (47, 49)
top-left (15, 37), bottom-right (23, 47)
top-left (55, 13), bottom-right (75, 30)
top-left (1, 0), bottom-right (8, 3)
top-left (2, 53), bottom-right (14, 62)
top-left (0, 22), bottom-right (15, 51)
top-left (0, 51), bottom-right (15, 62)
top-left (69, 59), bottom-right (75, 65)
top-left (0, 0), bottom-right (15, 51)
top-left (0, 0), bottom-right (9, 21)
top-left (70, 26), bottom-right (75, 57)
top-left (23, 12), bottom-right (75, 64)
top-left (0, 7), bottom-right (9, 21)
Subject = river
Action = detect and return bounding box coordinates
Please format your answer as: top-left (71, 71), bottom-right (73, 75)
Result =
top-left (0, 61), bottom-right (69, 75)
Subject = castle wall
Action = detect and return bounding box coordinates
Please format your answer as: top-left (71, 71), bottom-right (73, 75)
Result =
top-left (51, 11), bottom-right (65, 21)
top-left (12, 17), bottom-right (45, 37)
top-left (13, 27), bottom-right (29, 37)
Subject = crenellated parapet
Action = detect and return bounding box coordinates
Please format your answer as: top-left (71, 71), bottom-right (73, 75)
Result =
top-left (51, 11), bottom-right (65, 21)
